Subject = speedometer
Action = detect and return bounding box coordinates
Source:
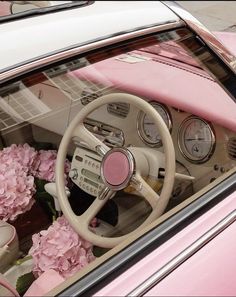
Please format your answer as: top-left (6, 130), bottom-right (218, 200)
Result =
top-left (137, 102), bottom-right (172, 147)
top-left (178, 116), bottom-right (215, 163)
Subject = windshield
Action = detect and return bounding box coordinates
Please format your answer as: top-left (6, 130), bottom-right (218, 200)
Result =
top-left (0, 1), bottom-right (90, 21)
top-left (0, 27), bottom-right (235, 296)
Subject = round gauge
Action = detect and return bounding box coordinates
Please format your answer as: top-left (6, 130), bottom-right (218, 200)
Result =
top-left (137, 102), bottom-right (172, 147)
top-left (178, 116), bottom-right (215, 163)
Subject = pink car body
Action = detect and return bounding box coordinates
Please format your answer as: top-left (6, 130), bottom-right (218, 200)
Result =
top-left (0, 1), bottom-right (236, 296)
top-left (95, 190), bottom-right (236, 296)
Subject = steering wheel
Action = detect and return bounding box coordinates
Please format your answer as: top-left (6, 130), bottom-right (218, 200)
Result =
top-left (56, 93), bottom-right (175, 248)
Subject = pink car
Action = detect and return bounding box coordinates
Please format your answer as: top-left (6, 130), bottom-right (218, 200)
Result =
top-left (0, 1), bottom-right (236, 296)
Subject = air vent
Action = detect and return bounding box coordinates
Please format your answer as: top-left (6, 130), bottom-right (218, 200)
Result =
top-left (227, 137), bottom-right (236, 160)
top-left (107, 102), bottom-right (130, 118)
top-left (81, 90), bottom-right (100, 105)
top-left (84, 118), bottom-right (124, 148)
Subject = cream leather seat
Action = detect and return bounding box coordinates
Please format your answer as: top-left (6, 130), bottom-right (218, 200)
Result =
top-left (0, 273), bottom-right (19, 296)
top-left (0, 221), bottom-right (19, 273)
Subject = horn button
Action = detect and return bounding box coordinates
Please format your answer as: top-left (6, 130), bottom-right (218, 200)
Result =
top-left (101, 148), bottom-right (135, 191)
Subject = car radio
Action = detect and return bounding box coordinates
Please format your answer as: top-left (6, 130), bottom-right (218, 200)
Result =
top-left (69, 147), bottom-right (104, 196)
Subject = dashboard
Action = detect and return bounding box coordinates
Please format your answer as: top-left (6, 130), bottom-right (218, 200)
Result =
top-left (22, 70), bottom-right (235, 202)
top-left (78, 94), bottom-right (235, 197)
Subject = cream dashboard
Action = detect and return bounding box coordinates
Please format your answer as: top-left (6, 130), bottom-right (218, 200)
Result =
top-left (84, 96), bottom-right (235, 194)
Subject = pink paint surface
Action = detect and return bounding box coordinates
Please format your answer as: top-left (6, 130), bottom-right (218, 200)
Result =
top-left (71, 49), bottom-right (236, 132)
top-left (145, 220), bottom-right (236, 296)
top-left (94, 190), bottom-right (236, 296)
top-left (103, 152), bottom-right (130, 186)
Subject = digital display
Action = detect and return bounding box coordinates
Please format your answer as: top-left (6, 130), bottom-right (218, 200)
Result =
top-left (81, 169), bottom-right (101, 182)
top-left (84, 178), bottom-right (99, 188)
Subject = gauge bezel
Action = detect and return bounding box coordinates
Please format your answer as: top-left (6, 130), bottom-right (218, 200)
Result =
top-left (137, 101), bottom-right (172, 147)
top-left (178, 116), bottom-right (216, 164)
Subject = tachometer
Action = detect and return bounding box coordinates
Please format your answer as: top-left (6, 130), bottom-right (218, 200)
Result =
top-left (178, 116), bottom-right (215, 163)
top-left (137, 102), bottom-right (172, 147)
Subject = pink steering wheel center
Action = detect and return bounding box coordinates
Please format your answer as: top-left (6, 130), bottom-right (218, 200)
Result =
top-left (102, 151), bottom-right (132, 186)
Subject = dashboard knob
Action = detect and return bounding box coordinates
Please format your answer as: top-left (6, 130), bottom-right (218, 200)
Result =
top-left (69, 168), bottom-right (78, 180)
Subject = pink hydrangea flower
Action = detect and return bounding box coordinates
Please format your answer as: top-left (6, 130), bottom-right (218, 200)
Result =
top-left (0, 143), bottom-right (71, 222)
top-left (0, 143), bottom-right (38, 174)
top-left (34, 150), bottom-right (70, 183)
top-left (29, 216), bottom-right (95, 279)
top-left (0, 160), bottom-right (36, 221)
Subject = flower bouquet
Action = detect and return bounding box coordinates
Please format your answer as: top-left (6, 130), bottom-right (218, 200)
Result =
top-left (0, 143), bottom-right (96, 296)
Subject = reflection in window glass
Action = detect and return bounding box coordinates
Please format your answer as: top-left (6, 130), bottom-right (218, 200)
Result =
top-left (0, 1), bottom-right (88, 19)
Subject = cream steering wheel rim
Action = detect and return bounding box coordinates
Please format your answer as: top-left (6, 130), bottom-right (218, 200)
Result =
top-left (56, 93), bottom-right (175, 248)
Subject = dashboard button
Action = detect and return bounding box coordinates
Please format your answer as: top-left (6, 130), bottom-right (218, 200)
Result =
top-left (69, 168), bottom-right (78, 180)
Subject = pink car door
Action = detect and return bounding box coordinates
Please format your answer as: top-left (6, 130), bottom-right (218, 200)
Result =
top-left (145, 210), bottom-right (236, 296)
top-left (94, 190), bottom-right (236, 296)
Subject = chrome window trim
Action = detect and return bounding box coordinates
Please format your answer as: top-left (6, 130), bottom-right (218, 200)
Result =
top-left (163, 1), bottom-right (236, 73)
top-left (127, 210), bottom-right (236, 297)
top-left (0, 20), bottom-right (184, 83)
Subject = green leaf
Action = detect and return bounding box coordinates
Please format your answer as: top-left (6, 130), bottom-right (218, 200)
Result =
top-left (34, 178), bottom-right (58, 220)
top-left (34, 178), bottom-right (48, 193)
top-left (16, 272), bottom-right (36, 296)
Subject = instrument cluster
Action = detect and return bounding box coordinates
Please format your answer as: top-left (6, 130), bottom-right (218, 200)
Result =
top-left (137, 101), bottom-right (216, 164)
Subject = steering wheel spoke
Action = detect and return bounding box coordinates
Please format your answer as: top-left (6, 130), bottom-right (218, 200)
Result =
top-left (73, 123), bottom-right (110, 154)
top-left (80, 187), bottom-right (116, 224)
top-left (131, 173), bottom-right (160, 209)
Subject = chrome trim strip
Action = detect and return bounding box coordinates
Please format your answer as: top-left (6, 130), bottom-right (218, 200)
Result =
top-left (127, 210), bottom-right (236, 296)
top-left (0, 21), bottom-right (184, 83)
top-left (163, 1), bottom-right (236, 73)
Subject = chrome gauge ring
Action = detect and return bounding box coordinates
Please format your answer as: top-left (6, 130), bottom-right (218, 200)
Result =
top-left (178, 116), bottom-right (216, 163)
top-left (137, 102), bottom-right (172, 147)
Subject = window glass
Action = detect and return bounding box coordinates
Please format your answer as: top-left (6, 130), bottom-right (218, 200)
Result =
top-left (0, 1), bottom-right (88, 20)
top-left (0, 28), bottom-right (235, 295)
